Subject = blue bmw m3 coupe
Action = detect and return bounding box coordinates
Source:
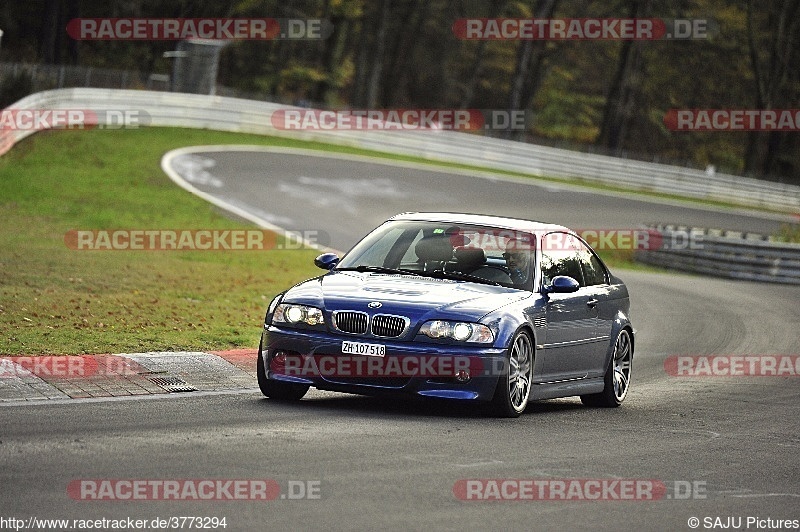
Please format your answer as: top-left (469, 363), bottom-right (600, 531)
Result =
top-left (258, 212), bottom-right (634, 417)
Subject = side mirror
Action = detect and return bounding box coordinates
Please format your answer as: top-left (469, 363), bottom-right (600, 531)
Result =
top-left (546, 275), bottom-right (580, 294)
top-left (314, 253), bottom-right (340, 270)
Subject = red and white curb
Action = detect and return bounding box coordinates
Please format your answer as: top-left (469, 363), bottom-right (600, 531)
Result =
top-left (0, 349), bottom-right (257, 404)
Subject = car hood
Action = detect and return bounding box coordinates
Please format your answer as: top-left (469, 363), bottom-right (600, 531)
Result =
top-left (283, 271), bottom-right (530, 322)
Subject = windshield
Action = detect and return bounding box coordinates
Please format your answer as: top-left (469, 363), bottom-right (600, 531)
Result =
top-left (336, 220), bottom-right (535, 290)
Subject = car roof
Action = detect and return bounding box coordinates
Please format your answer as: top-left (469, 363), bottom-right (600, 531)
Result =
top-left (388, 212), bottom-right (571, 235)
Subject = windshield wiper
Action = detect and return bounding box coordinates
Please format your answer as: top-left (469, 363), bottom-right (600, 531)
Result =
top-left (335, 265), bottom-right (424, 276)
top-left (423, 269), bottom-right (502, 286)
top-left (336, 265), bottom-right (501, 286)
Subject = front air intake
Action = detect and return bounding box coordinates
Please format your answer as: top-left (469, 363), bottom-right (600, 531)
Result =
top-left (332, 311), bottom-right (369, 334)
top-left (371, 315), bottom-right (409, 338)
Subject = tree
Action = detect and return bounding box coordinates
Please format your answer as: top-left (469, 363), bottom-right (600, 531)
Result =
top-left (596, 0), bottom-right (649, 151)
top-left (745, 0), bottom-right (800, 181)
top-left (505, 0), bottom-right (558, 140)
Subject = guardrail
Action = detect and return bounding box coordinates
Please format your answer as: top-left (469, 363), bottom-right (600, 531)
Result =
top-left (2, 88), bottom-right (799, 212)
top-left (635, 224), bottom-right (800, 285)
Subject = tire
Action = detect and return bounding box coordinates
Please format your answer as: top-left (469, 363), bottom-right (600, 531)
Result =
top-left (489, 330), bottom-right (533, 418)
top-left (257, 341), bottom-right (309, 401)
top-left (581, 328), bottom-right (632, 408)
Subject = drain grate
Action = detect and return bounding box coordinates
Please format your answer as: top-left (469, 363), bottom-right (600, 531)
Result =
top-left (147, 376), bottom-right (198, 393)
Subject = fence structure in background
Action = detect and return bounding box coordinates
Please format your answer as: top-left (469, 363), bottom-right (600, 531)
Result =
top-left (0, 62), bottom-right (165, 92)
top-left (636, 225), bottom-right (800, 285)
top-left (2, 87), bottom-right (799, 214)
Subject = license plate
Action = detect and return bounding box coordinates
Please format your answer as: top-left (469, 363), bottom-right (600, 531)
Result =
top-left (342, 341), bottom-right (385, 357)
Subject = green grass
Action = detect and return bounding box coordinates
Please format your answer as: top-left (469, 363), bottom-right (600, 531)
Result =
top-left (0, 126), bottom-right (683, 354)
top-left (774, 223), bottom-right (800, 243)
top-left (0, 128), bottom-right (328, 355)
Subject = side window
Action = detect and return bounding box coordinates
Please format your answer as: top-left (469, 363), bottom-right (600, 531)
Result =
top-left (540, 233), bottom-right (585, 287)
top-left (576, 239), bottom-right (607, 286)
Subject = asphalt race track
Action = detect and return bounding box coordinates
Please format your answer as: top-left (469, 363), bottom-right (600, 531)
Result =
top-left (2, 148), bottom-right (798, 531)
top-left (163, 147), bottom-right (794, 251)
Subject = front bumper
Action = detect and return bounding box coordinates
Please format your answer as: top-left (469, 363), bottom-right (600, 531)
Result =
top-left (261, 326), bottom-right (508, 401)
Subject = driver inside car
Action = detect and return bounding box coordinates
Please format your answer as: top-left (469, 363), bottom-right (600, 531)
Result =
top-left (503, 238), bottom-right (533, 289)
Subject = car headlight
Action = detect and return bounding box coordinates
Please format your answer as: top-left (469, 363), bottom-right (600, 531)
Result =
top-left (419, 320), bottom-right (493, 343)
top-left (273, 303), bottom-right (325, 327)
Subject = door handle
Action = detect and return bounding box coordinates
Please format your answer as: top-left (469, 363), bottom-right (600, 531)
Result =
top-left (587, 299), bottom-right (598, 308)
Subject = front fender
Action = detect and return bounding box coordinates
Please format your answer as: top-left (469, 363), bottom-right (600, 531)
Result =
top-left (603, 310), bottom-right (634, 367)
top-left (482, 298), bottom-right (545, 350)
